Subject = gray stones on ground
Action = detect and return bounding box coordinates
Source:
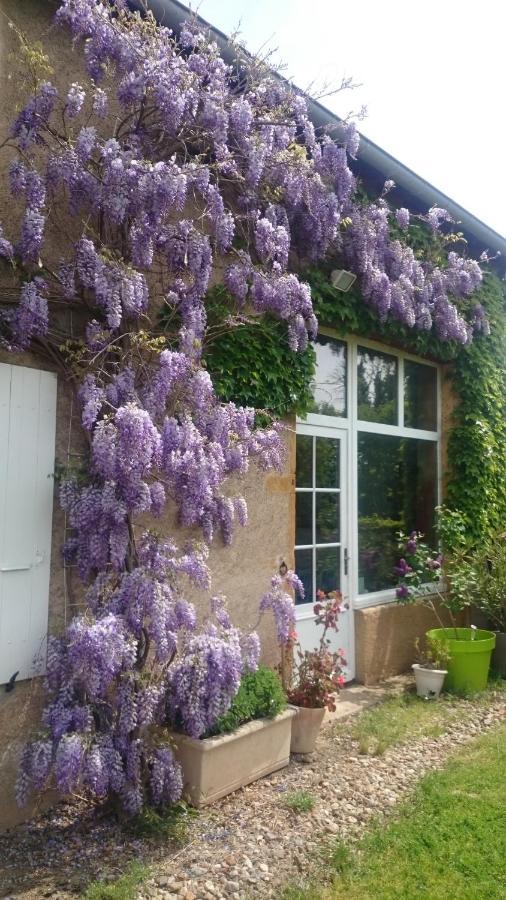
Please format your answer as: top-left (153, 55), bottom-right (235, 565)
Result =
top-left (1, 698), bottom-right (505, 900)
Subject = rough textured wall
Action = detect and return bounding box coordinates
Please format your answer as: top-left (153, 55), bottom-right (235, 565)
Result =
top-left (355, 600), bottom-right (459, 685)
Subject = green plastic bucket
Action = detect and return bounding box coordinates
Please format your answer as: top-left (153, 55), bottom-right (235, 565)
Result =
top-left (427, 628), bottom-right (496, 695)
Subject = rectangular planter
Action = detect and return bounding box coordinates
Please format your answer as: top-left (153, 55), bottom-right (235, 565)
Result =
top-left (170, 708), bottom-right (296, 807)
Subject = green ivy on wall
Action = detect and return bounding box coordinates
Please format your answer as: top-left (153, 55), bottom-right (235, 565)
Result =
top-left (204, 286), bottom-right (315, 419)
top-left (445, 273), bottom-right (506, 543)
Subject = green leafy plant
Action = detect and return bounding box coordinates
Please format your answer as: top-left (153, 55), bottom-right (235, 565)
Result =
top-left (207, 665), bottom-right (286, 736)
top-left (125, 802), bottom-right (197, 843)
top-left (204, 287), bottom-right (316, 419)
top-left (394, 513), bottom-right (481, 634)
top-left (414, 635), bottom-right (452, 670)
top-left (84, 862), bottom-right (149, 900)
top-left (284, 790), bottom-right (316, 813)
top-left (467, 532), bottom-right (506, 632)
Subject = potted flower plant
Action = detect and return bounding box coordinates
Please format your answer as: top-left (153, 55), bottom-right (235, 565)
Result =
top-left (412, 635), bottom-right (451, 699)
top-left (394, 510), bottom-right (496, 695)
top-left (285, 590), bottom-right (346, 754)
top-left (166, 572), bottom-right (299, 807)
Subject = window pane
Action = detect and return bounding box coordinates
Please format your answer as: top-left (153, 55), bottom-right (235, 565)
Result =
top-left (404, 361), bottom-right (437, 430)
top-left (310, 336), bottom-right (347, 417)
top-left (296, 434), bottom-right (313, 487)
top-left (315, 493), bottom-right (340, 544)
top-left (357, 347), bottom-right (398, 424)
top-left (315, 437), bottom-right (339, 488)
top-left (357, 433), bottom-right (437, 593)
top-left (295, 492), bottom-right (312, 546)
top-left (316, 547), bottom-right (340, 594)
top-left (295, 548), bottom-right (313, 605)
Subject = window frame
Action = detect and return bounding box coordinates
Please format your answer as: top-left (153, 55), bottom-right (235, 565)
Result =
top-left (294, 423), bottom-right (349, 616)
top-left (296, 331), bottom-right (442, 611)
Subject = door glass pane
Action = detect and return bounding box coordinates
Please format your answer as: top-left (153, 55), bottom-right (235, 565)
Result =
top-left (310, 336), bottom-right (347, 417)
top-left (296, 434), bottom-right (313, 487)
top-left (315, 437), bottom-right (339, 488)
top-left (294, 548), bottom-right (313, 605)
top-left (357, 433), bottom-right (437, 593)
top-left (404, 360), bottom-right (437, 430)
top-left (315, 493), bottom-right (340, 544)
top-left (295, 492), bottom-right (312, 545)
top-left (316, 546), bottom-right (340, 594)
top-left (357, 347), bottom-right (398, 424)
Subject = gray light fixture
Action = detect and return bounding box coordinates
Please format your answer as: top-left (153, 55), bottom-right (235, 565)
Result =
top-left (330, 269), bottom-right (357, 292)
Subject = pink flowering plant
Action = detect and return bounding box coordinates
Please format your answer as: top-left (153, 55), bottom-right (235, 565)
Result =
top-left (394, 514), bottom-right (477, 635)
top-left (0, 0), bottom-right (488, 815)
top-left (286, 590), bottom-right (346, 711)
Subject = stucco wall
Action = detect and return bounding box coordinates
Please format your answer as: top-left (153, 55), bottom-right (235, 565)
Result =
top-left (354, 600), bottom-right (458, 685)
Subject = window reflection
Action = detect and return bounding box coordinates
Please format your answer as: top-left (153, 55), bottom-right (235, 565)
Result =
top-left (404, 360), bottom-right (437, 430)
top-left (295, 434), bottom-right (312, 487)
top-left (316, 547), bottom-right (340, 594)
top-left (357, 433), bottom-right (437, 593)
top-left (294, 548), bottom-right (313, 604)
top-left (357, 347), bottom-right (397, 424)
top-left (315, 437), bottom-right (339, 488)
top-left (310, 336), bottom-right (347, 417)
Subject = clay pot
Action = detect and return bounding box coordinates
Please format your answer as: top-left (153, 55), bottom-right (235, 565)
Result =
top-left (290, 705), bottom-right (325, 754)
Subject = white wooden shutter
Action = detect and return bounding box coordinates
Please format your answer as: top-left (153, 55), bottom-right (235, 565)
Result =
top-left (0, 363), bottom-right (57, 684)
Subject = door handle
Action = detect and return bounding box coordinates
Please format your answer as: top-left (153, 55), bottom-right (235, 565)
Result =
top-left (0, 565), bottom-right (31, 572)
top-left (344, 547), bottom-right (349, 576)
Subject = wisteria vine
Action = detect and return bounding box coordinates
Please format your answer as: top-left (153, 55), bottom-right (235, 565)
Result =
top-left (0, 0), bottom-right (488, 812)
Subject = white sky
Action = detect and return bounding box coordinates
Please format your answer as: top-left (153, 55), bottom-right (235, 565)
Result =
top-left (197, 0), bottom-right (506, 238)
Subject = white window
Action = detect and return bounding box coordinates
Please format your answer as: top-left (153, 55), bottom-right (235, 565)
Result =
top-left (0, 363), bottom-right (57, 684)
top-left (296, 334), bottom-right (440, 611)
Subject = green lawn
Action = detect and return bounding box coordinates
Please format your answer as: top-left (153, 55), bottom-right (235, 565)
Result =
top-left (282, 720), bottom-right (506, 900)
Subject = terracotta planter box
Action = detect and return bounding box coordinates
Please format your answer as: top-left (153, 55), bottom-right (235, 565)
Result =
top-left (170, 708), bottom-right (296, 807)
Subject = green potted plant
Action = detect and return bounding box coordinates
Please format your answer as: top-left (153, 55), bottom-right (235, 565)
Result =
top-left (166, 573), bottom-right (299, 807)
top-left (471, 532), bottom-right (506, 676)
top-left (395, 510), bottom-right (496, 695)
top-left (169, 666), bottom-right (292, 807)
top-left (286, 590), bottom-right (346, 754)
top-left (412, 635), bottom-right (451, 699)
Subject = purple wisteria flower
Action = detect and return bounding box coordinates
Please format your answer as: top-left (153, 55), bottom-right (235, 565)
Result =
top-left (10, 0), bottom-right (490, 816)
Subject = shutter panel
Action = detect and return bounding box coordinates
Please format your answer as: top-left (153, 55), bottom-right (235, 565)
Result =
top-left (0, 363), bottom-right (57, 683)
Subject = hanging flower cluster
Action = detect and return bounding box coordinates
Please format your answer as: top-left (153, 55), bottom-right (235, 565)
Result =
top-left (0, 0), bottom-right (488, 813)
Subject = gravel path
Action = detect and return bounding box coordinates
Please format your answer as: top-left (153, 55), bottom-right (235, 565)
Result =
top-left (1, 690), bottom-right (504, 900)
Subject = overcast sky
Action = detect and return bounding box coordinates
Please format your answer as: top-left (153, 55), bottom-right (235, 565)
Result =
top-left (196, 0), bottom-right (506, 238)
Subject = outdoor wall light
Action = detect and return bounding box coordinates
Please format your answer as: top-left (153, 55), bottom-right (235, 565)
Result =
top-left (330, 269), bottom-right (357, 292)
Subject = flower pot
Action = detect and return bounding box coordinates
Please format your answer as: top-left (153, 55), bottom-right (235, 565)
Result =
top-left (412, 663), bottom-right (447, 699)
top-left (169, 708), bottom-right (296, 808)
top-left (290, 705), bottom-right (326, 753)
top-left (426, 628), bottom-right (496, 695)
top-left (492, 631), bottom-right (506, 677)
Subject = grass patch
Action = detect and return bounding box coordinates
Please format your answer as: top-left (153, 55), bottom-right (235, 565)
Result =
top-left (351, 692), bottom-right (459, 755)
top-left (83, 861), bottom-right (149, 900)
top-left (284, 791), bottom-right (316, 813)
top-left (124, 801), bottom-right (197, 843)
top-left (282, 720), bottom-right (506, 899)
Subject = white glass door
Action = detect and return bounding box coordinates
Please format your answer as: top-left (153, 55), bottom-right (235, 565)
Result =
top-left (294, 422), bottom-right (354, 680)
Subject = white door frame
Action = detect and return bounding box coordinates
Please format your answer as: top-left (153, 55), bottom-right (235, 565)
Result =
top-left (294, 421), bottom-right (355, 679)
